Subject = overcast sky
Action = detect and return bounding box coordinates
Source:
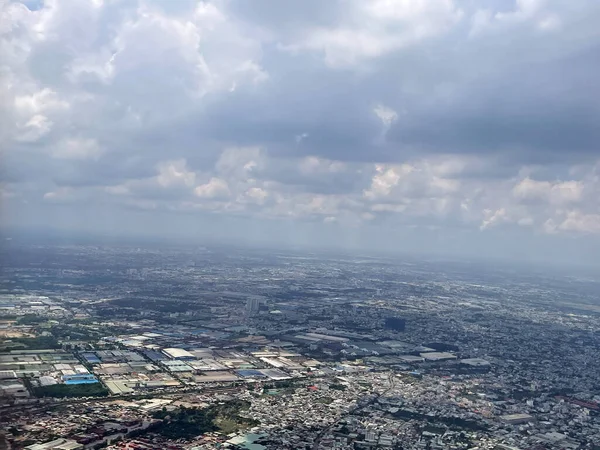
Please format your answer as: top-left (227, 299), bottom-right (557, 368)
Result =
top-left (2, 0), bottom-right (600, 264)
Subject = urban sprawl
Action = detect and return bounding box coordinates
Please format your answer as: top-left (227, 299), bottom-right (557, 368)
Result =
top-left (1, 241), bottom-right (600, 450)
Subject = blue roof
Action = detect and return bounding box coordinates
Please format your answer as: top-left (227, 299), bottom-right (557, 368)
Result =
top-left (143, 350), bottom-right (165, 361)
top-left (236, 369), bottom-right (266, 378)
top-left (81, 353), bottom-right (101, 363)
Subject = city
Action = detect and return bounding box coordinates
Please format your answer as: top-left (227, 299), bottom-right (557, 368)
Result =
top-left (1, 240), bottom-right (600, 449)
top-left (2, 0), bottom-right (600, 448)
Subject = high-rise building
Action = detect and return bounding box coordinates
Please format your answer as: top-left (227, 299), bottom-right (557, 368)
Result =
top-left (246, 297), bottom-right (261, 315)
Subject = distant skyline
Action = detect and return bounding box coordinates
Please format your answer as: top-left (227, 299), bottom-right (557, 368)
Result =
top-left (2, 0), bottom-right (600, 265)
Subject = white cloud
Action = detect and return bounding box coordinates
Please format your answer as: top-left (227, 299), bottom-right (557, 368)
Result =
top-left (52, 138), bottom-right (103, 160)
top-left (16, 114), bottom-right (53, 142)
top-left (363, 158), bottom-right (464, 203)
top-left (216, 147), bottom-right (265, 177)
top-left (243, 187), bottom-right (268, 205)
top-left (11, 88), bottom-right (69, 141)
top-left (68, 49), bottom-right (118, 84)
top-left (373, 103), bottom-right (398, 142)
top-left (288, 0), bottom-right (463, 67)
top-left (559, 211), bottom-right (600, 234)
top-left (156, 159), bottom-right (196, 188)
top-left (299, 156), bottom-right (346, 175)
top-left (194, 177), bottom-right (230, 199)
top-left (43, 186), bottom-right (73, 201)
top-left (14, 88), bottom-right (68, 116)
top-left (513, 177), bottom-right (583, 205)
top-left (364, 164), bottom-right (410, 199)
top-left (21, 140), bottom-right (600, 238)
top-left (480, 208), bottom-right (508, 230)
top-left (295, 132), bottom-right (309, 144)
top-left (470, 0), bottom-right (562, 35)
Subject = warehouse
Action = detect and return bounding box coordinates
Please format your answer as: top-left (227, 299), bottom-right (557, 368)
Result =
top-left (460, 358), bottom-right (491, 367)
top-left (500, 413), bottom-right (535, 424)
top-left (420, 352), bottom-right (457, 361)
top-left (161, 348), bottom-right (195, 360)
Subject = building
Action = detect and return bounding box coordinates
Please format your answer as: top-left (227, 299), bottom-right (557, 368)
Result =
top-left (246, 297), bottom-right (261, 315)
top-left (460, 358), bottom-right (491, 367)
top-left (420, 352), bottom-right (457, 361)
top-left (0, 370), bottom-right (17, 379)
top-left (39, 376), bottom-right (58, 386)
top-left (62, 374), bottom-right (98, 385)
top-left (162, 348), bottom-right (195, 360)
top-left (25, 438), bottom-right (83, 450)
top-left (365, 431), bottom-right (377, 442)
top-left (0, 380), bottom-right (29, 397)
top-left (500, 413), bottom-right (535, 424)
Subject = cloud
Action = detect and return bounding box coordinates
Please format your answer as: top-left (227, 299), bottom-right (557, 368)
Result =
top-left (559, 211), bottom-right (600, 234)
top-left (299, 156), bottom-right (345, 175)
top-left (295, 132), bottom-right (309, 144)
top-left (281, 0), bottom-right (464, 67)
top-left (156, 159), bottom-right (196, 188)
top-left (194, 177), bottom-right (230, 199)
top-left (373, 103), bottom-right (399, 142)
top-left (50, 138), bottom-right (103, 160)
top-left (480, 208), bottom-right (508, 230)
top-left (512, 177), bottom-right (584, 205)
top-left (2, 0), bottom-right (600, 261)
top-left (43, 186), bottom-right (74, 201)
top-left (11, 88), bottom-right (69, 142)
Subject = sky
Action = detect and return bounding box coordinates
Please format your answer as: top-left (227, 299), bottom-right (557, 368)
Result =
top-left (1, 0), bottom-right (600, 265)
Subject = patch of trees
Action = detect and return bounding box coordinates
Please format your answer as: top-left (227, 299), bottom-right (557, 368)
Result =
top-left (16, 315), bottom-right (46, 325)
top-left (151, 400), bottom-right (258, 440)
top-left (384, 317), bottom-right (406, 331)
top-left (392, 410), bottom-right (488, 431)
top-left (0, 335), bottom-right (60, 351)
top-left (33, 382), bottom-right (109, 398)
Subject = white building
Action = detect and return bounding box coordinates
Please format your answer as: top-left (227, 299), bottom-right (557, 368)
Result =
top-left (162, 348), bottom-right (195, 360)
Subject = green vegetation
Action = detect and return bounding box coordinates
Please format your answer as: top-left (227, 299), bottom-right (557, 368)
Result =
top-left (0, 335), bottom-right (60, 351)
top-left (263, 380), bottom-right (296, 389)
top-left (329, 383), bottom-right (347, 391)
top-left (50, 324), bottom-right (102, 341)
top-left (152, 400), bottom-right (259, 439)
top-left (16, 315), bottom-right (47, 325)
top-left (33, 382), bottom-right (109, 398)
top-left (0, 315), bottom-right (18, 321)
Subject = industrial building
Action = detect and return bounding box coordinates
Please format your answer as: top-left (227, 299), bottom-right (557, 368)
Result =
top-left (420, 352), bottom-right (457, 361)
top-left (460, 358), bottom-right (491, 367)
top-left (161, 348), bottom-right (195, 360)
top-left (25, 439), bottom-right (83, 450)
top-left (500, 413), bottom-right (535, 424)
top-left (0, 379), bottom-right (29, 398)
top-left (62, 373), bottom-right (99, 385)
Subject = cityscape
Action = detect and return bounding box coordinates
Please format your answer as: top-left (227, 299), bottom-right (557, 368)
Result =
top-left (3, 0), bottom-right (600, 449)
top-left (1, 240), bottom-right (600, 449)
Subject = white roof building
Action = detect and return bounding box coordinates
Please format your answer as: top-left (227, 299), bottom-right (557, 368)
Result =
top-left (162, 348), bottom-right (195, 359)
